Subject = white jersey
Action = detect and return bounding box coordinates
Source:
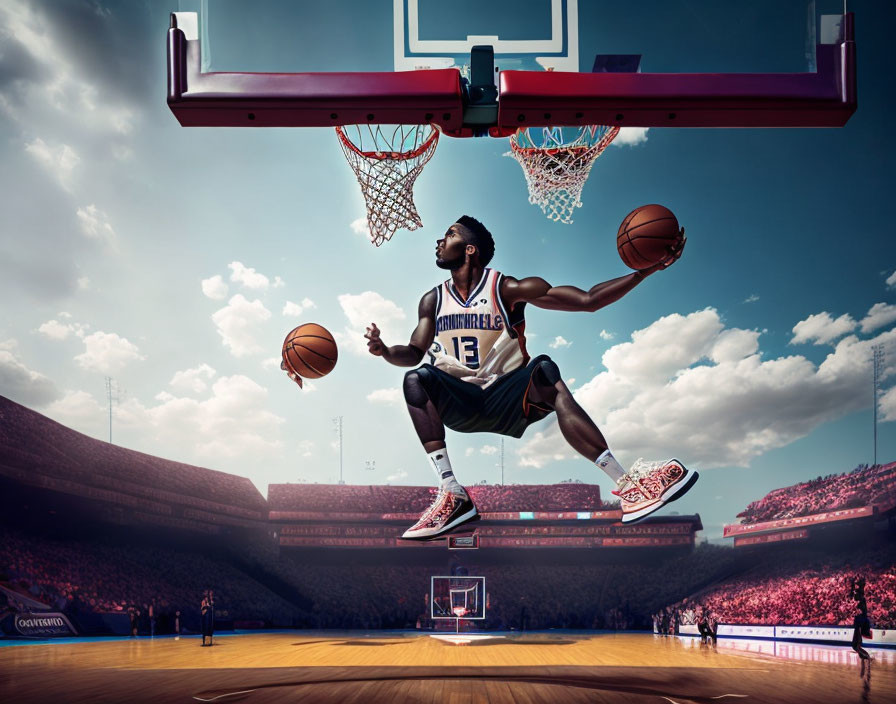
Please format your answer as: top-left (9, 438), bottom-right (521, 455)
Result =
top-left (428, 268), bottom-right (530, 387)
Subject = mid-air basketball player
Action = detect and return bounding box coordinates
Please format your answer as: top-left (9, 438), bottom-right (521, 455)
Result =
top-left (363, 215), bottom-right (697, 539)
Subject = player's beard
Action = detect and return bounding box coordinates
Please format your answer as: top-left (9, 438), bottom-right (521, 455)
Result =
top-left (436, 252), bottom-right (465, 270)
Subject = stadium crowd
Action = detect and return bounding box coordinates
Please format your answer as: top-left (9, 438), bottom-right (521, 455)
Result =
top-left (665, 546), bottom-right (896, 629)
top-left (268, 482), bottom-right (611, 514)
top-left (272, 545), bottom-right (738, 630)
top-left (736, 463), bottom-right (896, 524)
top-left (0, 396), bottom-right (266, 515)
top-left (0, 528), bottom-right (299, 630)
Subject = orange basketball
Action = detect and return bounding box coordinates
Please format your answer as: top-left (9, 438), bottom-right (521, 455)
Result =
top-left (281, 323), bottom-right (338, 379)
top-left (616, 204), bottom-right (682, 270)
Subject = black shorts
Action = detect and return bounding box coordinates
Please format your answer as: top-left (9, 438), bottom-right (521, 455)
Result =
top-left (416, 354), bottom-right (556, 438)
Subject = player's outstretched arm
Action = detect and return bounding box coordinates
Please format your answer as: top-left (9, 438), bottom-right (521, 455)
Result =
top-left (365, 290), bottom-right (436, 367)
top-left (513, 230), bottom-right (686, 312)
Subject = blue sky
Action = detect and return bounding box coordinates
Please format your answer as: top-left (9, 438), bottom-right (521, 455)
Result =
top-left (0, 0), bottom-right (894, 539)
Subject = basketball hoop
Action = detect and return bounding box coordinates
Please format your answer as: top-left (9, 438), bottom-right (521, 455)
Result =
top-left (506, 125), bottom-right (619, 224)
top-left (336, 124), bottom-right (439, 246)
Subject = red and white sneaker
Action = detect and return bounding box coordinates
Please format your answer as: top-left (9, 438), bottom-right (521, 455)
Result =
top-left (612, 458), bottom-right (698, 524)
top-left (400, 487), bottom-right (479, 540)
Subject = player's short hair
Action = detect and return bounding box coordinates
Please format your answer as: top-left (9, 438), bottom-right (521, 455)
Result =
top-left (456, 215), bottom-right (495, 267)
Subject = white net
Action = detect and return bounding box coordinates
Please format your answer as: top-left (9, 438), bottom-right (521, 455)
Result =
top-left (336, 124), bottom-right (439, 246)
top-left (506, 125), bottom-right (620, 224)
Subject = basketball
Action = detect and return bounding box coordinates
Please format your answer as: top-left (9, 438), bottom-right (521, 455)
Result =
top-left (281, 323), bottom-right (338, 379)
top-left (616, 204), bottom-right (682, 270)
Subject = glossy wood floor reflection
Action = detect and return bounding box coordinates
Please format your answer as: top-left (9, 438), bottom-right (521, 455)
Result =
top-left (0, 632), bottom-right (892, 704)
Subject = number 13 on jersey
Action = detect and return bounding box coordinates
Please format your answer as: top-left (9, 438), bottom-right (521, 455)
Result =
top-left (452, 336), bottom-right (480, 369)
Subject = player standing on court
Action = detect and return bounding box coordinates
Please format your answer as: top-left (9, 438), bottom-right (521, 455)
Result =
top-left (364, 216), bottom-right (698, 539)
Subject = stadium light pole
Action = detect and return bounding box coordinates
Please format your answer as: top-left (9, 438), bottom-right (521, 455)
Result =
top-left (104, 377), bottom-right (122, 444)
top-left (873, 344), bottom-right (884, 467)
top-left (333, 416), bottom-right (344, 483)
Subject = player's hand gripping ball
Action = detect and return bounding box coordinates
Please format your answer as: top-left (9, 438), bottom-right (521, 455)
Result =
top-left (617, 204), bottom-right (686, 271)
top-left (281, 323), bottom-right (338, 388)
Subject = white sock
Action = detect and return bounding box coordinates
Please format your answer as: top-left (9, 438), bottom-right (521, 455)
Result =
top-left (427, 448), bottom-right (462, 492)
top-left (596, 449), bottom-right (626, 483)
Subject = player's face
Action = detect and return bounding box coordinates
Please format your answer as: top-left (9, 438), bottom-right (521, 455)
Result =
top-left (436, 224), bottom-right (473, 270)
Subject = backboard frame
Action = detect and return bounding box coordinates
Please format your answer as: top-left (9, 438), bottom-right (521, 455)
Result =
top-left (430, 576), bottom-right (486, 620)
top-left (166, 10), bottom-right (856, 135)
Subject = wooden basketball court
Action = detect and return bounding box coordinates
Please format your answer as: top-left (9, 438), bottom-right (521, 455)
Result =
top-left (1, 631), bottom-right (892, 703)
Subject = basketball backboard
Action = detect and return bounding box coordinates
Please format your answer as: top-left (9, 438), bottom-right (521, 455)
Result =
top-left (169, 0), bottom-right (856, 132)
top-left (431, 576), bottom-right (486, 620)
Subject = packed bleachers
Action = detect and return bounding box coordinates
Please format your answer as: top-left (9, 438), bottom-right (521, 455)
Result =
top-left (269, 545), bottom-right (738, 630)
top-left (268, 482), bottom-right (612, 514)
top-left (735, 462), bottom-right (896, 525)
top-left (666, 544), bottom-right (896, 629)
top-left (0, 527), bottom-right (299, 628)
top-left (0, 396), bottom-right (266, 522)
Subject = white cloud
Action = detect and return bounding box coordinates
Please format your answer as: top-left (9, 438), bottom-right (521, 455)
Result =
top-left (262, 356), bottom-right (282, 370)
top-left (744, 294), bottom-right (760, 304)
top-left (880, 386), bottom-right (896, 423)
top-left (549, 335), bottom-right (572, 349)
top-left (602, 309), bottom-right (722, 385)
top-left (37, 319), bottom-right (86, 340)
top-left (297, 440), bottom-right (314, 458)
top-left (386, 469), bottom-right (408, 482)
top-left (0, 339), bottom-right (17, 351)
top-left (350, 218), bottom-right (371, 241)
top-left (77, 277), bottom-right (90, 290)
top-left (599, 329), bottom-right (615, 341)
top-left (44, 390), bottom-right (106, 436)
top-left (886, 271), bottom-right (896, 289)
top-left (791, 312), bottom-right (857, 345)
top-left (211, 294), bottom-right (272, 358)
top-left (142, 375), bottom-right (284, 460)
top-left (229, 261), bottom-right (271, 290)
top-left (613, 127), bottom-right (649, 146)
top-left (74, 331), bottom-right (144, 373)
top-left (860, 303), bottom-right (896, 334)
top-left (465, 448), bottom-right (475, 457)
top-left (517, 308), bottom-right (896, 470)
top-left (169, 364), bottom-right (216, 394)
top-left (46, 376), bottom-right (286, 465)
top-left (566, 378), bottom-right (576, 386)
top-left (1, 1), bottom-right (136, 135)
top-left (24, 138), bottom-right (79, 191)
top-left (76, 204), bottom-right (116, 247)
top-left (201, 275), bottom-right (229, 300)
top-left (367, 387), bottom-right (402, 405)
top-left (283, 298), bottom-right (317, 317)
top-left (0, 349), bottom-right (60, 406)
top-left (273, 276), bottom-right (285, 288)
top-left (336, 291), bottom-right (408, 356)
top-left (480, 445), bottom-right (498, 455)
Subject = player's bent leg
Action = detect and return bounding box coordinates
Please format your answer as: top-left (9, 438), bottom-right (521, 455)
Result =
top-left (527, 360), bottom-right (698, 523)
top-left (527, 359), bottom-right (609, 461)
top-left (400, 367), bottom-right (478, 540)
top-left (403, 368), bottom-right (447, 451)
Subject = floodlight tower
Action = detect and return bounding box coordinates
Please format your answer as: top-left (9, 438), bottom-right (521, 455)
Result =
top-left (873, 344), bottom-right (884, 467)
top-left (333, 416), bottom-right (344, 483)
top-left (104, 377), bottom-right (122, 443)
top-left (500, 438), bottom-right (505, 485)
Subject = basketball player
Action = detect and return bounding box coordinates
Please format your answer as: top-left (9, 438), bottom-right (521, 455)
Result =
top-left (357, 215), bottom-right (697, 539)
